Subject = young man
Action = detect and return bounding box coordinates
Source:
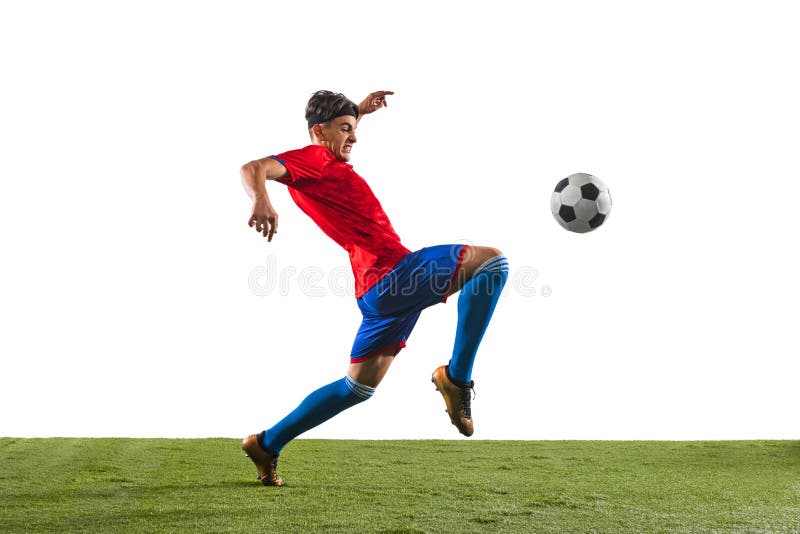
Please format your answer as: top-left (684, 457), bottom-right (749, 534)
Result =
top-left (240, 90), bottom-right (508, 486)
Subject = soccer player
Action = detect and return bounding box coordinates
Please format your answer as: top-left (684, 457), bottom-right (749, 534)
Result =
top-left (240, 90), bottom-right (508, 486)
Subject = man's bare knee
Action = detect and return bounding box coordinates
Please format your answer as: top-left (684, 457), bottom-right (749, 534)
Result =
top-left (348, 352), bottom-right (396, 389)
top-left (481, 246), bottom-right (503, 259)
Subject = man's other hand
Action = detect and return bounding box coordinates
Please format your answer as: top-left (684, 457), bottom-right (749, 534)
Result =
top-left (358, 90), bottom-right (394, 116)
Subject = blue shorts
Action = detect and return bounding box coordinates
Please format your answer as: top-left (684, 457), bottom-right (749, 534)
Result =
top-left (350, 244), bottom-right (468, 362)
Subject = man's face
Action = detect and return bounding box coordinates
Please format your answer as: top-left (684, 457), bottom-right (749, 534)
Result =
top-left (316, 115), bottom-right (357, 162)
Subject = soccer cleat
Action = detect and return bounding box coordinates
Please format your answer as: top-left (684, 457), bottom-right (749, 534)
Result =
top-left (431, 365), bottom-right (475, 437)
top-left (242, 433), bottom-right (285, 486)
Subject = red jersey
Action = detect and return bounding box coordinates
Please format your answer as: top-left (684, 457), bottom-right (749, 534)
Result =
top-left (272, 145), bottom-right (411, 298)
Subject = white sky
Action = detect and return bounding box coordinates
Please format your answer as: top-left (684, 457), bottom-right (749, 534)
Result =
top-left (1, 1), bottom-right (798, 440)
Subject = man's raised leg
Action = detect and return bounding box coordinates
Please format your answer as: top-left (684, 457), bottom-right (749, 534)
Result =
top-left (432, 246), bottom-right (508, 436)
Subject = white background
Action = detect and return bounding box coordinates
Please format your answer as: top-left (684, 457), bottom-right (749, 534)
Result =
top-left (1, 1), bottom-right (798, 440)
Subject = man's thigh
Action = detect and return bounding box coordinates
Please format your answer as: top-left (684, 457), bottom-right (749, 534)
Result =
top-left (359, 244), bottom-right (467, 316)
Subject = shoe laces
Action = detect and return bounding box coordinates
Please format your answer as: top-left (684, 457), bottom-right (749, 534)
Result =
top-left (460, 381), bottom-right (475, 418)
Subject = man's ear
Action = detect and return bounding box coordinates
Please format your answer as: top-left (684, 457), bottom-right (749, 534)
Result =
top-left (311, 123), bottom-right (326, 141)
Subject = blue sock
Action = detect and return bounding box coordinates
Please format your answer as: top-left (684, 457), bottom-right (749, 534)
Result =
top-left (259, 376), bottom-right (374, 455)
top-left (449, 255), bottom-right (509, 383)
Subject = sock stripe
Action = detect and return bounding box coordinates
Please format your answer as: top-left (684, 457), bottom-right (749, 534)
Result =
top-left (477, 255), bottom-right (508, 269)
top-left (345, 375), bottom-right (376, 400)
top-left (474, 255), bottom-right (509, 276)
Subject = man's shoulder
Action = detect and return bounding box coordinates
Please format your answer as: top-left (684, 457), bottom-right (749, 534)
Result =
top-left (277, 144), bottom-right (330, 160)
top-left (274, 145), bottom-right (337, 173)
top-left (275, 145), bottom-right (355, 185)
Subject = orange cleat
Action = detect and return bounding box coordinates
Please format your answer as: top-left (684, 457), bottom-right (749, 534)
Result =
top-left (242, 434), bottom-right (285, 486)
top-left (431, 365), bottom-right (475, 437)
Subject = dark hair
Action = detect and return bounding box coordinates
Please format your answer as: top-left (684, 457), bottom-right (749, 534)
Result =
top-left (305, 90), bottom-right (359, 129)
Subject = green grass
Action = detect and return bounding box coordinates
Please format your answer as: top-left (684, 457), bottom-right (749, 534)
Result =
top-left (1, 439), bottom-right (799, 533)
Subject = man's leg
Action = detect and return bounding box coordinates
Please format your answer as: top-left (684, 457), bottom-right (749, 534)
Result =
top-left (448, 246), bottom-right (509, 382)
top-left (243, 351), bottom-right (396, 486)
top-left (432, 246), bottom-right (508, 436)
top-left (348, 352), bottom-right (396, 388)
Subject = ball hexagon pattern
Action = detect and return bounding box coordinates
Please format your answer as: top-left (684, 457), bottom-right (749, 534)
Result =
top-left (550, 173), bottom-right (612, 233)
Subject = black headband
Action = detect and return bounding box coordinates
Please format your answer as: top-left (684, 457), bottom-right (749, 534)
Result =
top-left (307, 110), bottom-right (358, 129)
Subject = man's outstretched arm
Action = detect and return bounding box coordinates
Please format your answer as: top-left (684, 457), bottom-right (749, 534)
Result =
top-left (241, 157), bottom-right (288, 242)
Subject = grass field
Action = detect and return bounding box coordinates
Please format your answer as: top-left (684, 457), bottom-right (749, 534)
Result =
top-left (1, 439), bottom-right (799, 533)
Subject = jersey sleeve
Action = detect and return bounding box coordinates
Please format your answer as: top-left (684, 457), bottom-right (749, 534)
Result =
top-left (271, 145), bottom-right (327, 186)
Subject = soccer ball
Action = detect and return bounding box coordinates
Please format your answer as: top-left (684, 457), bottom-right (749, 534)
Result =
top-left (550, 173), bottom-right (612, 233)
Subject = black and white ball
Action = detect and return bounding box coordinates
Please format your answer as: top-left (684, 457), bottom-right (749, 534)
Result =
top-left (550, 173), bottom-right (612, 233)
